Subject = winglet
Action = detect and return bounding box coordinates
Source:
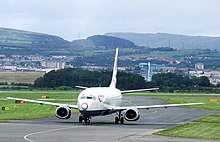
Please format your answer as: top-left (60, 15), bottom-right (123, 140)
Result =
top-left (109, 48), bottom-right (118, 88)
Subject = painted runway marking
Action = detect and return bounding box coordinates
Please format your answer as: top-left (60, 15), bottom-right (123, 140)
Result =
top-left (24, 126), bottom-right (83, 142)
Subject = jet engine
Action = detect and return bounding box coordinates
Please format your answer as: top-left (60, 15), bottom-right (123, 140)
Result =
top-left (55, 106), bottom-right (71, 119)
top-left (124, 108), bottom-right (140, 121)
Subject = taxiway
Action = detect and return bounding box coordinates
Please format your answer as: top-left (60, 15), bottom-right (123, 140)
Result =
top-left (0, 96), bottom-right (218, 142)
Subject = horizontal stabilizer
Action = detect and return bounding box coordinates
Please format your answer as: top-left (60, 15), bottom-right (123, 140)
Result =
top-left (75, 86), bottom-right (88, 89)
top-left (121, 88), bottom-right (159, 94)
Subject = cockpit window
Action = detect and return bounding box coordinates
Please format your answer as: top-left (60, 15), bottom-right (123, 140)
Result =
top-left (80, 95), bottom-right (96, 100)
top-left (87, 96), bottom-right (93, 99)
top-left (80, 96), bottom-right (86, 99)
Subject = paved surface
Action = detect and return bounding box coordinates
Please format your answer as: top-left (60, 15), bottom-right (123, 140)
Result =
top-left (0, 96), bottom-right (219, 142)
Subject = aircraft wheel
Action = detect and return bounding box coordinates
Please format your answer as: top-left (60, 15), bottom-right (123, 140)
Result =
top-left (120, 117), bottom-right (124, 124)
top-left (84, 116), bottom-right (91, 125)
top-left (79, 115), bottom-right (83, 123)
top-left (87, 120), bottom-right (91, 125)
top-left (84, 117), bottom-right (88, 125)
top-left (115, 117), bottom-right (119, 124)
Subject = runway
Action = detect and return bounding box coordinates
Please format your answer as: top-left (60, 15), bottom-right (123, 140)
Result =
top-left (0, 96), bottom-right (218, 142)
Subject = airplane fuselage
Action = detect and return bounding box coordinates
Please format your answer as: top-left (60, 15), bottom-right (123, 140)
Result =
top-left (77, 87), bottom-right (122, 117)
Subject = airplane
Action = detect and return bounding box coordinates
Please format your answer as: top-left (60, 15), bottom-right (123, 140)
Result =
top-left (7, 48), bottom-right (204, 125)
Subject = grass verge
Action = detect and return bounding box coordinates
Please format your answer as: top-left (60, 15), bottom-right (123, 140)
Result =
top-left (125, 92), bottom-right (220, 111)
top-left (155, 114), bottom-right (220, 140)
top-left (0, 90), bottom-right (79, 121)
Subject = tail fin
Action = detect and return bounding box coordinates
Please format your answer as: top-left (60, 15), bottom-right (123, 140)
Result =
top-left (109, 48), bottom-right (118, 88)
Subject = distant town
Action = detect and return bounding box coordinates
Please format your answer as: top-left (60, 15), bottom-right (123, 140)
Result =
top-left (0, 54), bottom-right (220, 86)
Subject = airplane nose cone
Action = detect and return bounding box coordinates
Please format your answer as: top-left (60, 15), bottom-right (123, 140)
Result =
top-left (81, 103), bottom-right (88, 110)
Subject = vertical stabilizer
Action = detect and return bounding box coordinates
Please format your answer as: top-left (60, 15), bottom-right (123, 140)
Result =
top-left (109, 48), bottom-right (118, 88)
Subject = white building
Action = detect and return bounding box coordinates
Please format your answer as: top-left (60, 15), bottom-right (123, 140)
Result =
top-left (41, 61), bottom-right (66, 69)
top-left (195, 63), bottom-right (204, 70)
top-left (189, 70), bottom-right (220, 85)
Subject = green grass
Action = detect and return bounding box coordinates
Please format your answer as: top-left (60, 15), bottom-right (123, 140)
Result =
top-left (158, 96), bottom-right (220, 111)
top-left (125, 92), bottom-right (220, 110)
top-left (0, 90), bottom-right (79, 120)
top-left (155, 114), bottom-right (220, 140)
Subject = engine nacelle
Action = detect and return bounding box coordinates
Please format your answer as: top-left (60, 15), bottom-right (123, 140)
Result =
top-left (124, 108), bottom-right (140, 121)
top-left (55, 106), bottom-right (71, 119)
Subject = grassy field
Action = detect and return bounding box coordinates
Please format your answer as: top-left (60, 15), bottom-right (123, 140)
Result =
top-left (125, 92), bottom-right (220, 110)
top-left (155, 114), bottom-right (220, 140)
top-left (0, 72), bottom-right (45, 84)
top-left (0, 90), bottom-right (79, 120)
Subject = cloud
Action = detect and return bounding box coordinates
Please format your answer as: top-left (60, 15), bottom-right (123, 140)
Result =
top-left (0, 0), bottom-right (220, 40)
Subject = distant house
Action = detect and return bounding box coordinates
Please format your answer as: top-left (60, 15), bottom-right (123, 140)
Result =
top-left (195, 63), bottom-right (204, 70)
top-left (41, 60), bottom-right (66, 69)
top-left (189, 70), bottom-right (220, 85)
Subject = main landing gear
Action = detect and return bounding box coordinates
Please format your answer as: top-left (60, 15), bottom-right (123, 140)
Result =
top-left (79, 115), bottom-right (91, 125)
top-left (115, 111), bottom-right (124, 124)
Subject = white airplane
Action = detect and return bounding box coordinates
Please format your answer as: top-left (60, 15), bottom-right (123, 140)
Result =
top-left (7, 48), bottom-right (203, 125)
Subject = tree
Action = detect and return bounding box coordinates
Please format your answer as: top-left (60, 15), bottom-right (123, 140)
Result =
top-left (150, 73), bottom-right (211, 91)
top-left (34, 68), bottom-right (147, 90)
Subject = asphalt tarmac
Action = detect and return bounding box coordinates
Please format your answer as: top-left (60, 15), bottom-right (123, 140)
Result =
top-left (0, 96), bottom-right (218, 142)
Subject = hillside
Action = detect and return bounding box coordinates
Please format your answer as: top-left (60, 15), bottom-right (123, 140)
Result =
top-left (0, 28), bottom-right (137, 55)
top-left (105, 32), bottom-right (220, 50)
top-left (0, 27), bottom-right (70, 55)
top-left (87, 35), bottom-right (136, 47)
top-left (71, 35), bottom-right (136, 48)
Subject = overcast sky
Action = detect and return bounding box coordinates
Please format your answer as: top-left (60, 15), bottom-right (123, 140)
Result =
top-left (0, 0), bottom-right (219, 41)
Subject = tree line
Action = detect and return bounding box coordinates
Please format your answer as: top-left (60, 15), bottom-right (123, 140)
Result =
top-left (34, 68), bottom-right (147, 90)
top-left (34, 68), bottom-right (215, 92)
top-left (149, 73), bottom-right (212, 92)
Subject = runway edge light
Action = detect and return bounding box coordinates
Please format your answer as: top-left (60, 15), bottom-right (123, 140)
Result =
top-left (2, 107), bottom-right (10, 111)
top-left (5, 107), bottom-right (10, 111)
top-left (210, 99), bottom-right (218, 103)
top-left (20, 100), bottom-right (25, 104)
top-left (41, 96), bottom-right (49, 99)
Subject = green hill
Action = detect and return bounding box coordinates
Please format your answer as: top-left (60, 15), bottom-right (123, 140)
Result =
top-left (0, 27), bottom-right (70, 55)
top-left (106, 32), bottom-right (220, 50)
top-left (71, 35), bottom-right (136, 48)
top-left (0, 28), bottom-right (136, 56)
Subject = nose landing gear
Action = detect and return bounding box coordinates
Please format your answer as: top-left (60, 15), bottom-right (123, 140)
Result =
top-left (115, 111), bottom-right (124, 124)
top-left (78, 115), bottom-right (91, 125)
top-left (84, 116), bottom-right (91, 125)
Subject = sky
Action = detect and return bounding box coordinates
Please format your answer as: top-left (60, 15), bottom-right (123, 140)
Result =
top-left (0, 0), bottom-right (220, 41)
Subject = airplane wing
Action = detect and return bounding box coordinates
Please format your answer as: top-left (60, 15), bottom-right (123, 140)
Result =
top-left (121, 88), bottom-right (159, 94)
top-left (110, 102), bottom-right (204, 111)
top-left (6, 97), bottom-right (78, 109)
